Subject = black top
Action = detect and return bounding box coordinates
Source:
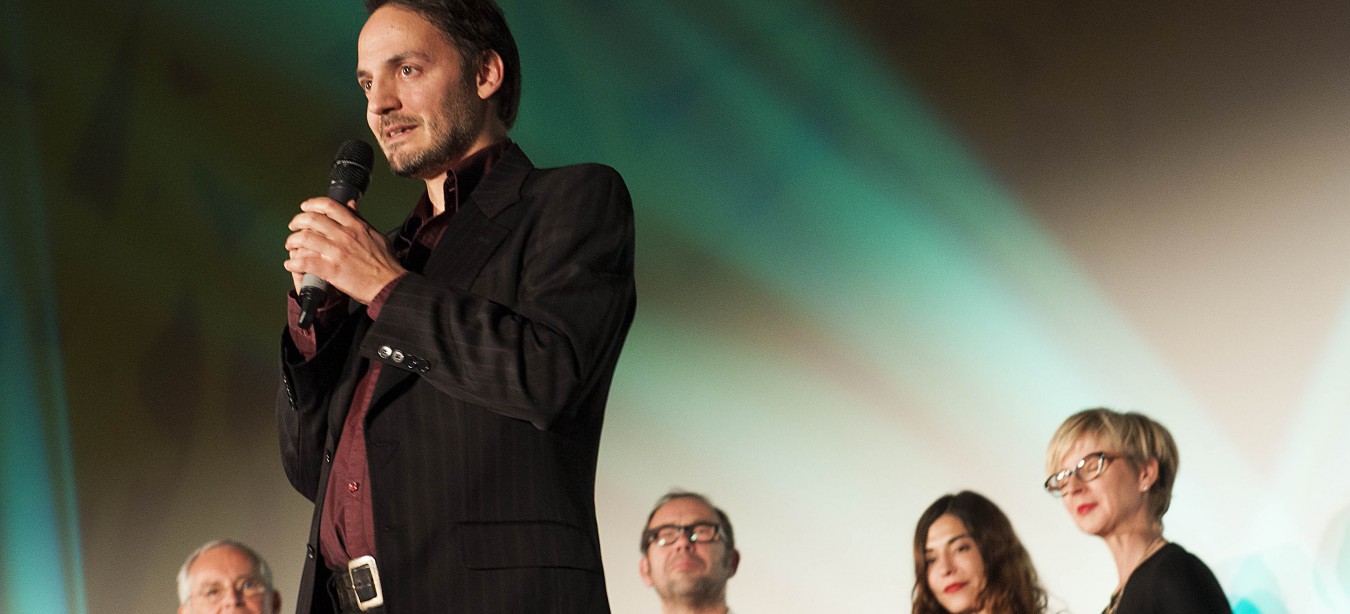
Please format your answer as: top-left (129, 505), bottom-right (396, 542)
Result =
top-left (1106, 543), bottom-right (1230, 613)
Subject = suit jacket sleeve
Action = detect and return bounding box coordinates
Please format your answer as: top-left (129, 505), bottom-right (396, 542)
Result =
top-left (359, 163), bottom-right (635, 430)
top-left (276, 307), bottom-right (363, 501)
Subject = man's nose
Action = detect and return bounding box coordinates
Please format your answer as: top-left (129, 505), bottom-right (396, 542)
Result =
top-left (366, 80), bottom-right (400, 116)
top-left (220, 587), bottom-right (247, 609)
top-left (672, 530), bottom-right (698, 550)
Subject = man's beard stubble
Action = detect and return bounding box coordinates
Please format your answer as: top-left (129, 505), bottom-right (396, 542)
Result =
top-left (657, 556), bottom-right (728, 608)
top-left (667, 575), bottom-right (723, 606)
top-left (384, 76), bottom-right (482, 178)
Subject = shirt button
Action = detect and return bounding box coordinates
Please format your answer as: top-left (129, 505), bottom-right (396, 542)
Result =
top-left (348, 482), bottom-right (360, 493)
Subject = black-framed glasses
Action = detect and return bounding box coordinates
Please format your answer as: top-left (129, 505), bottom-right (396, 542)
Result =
top-left (644, 523), bottom-right (723, 548)
top-left (191, 576), bottom-right (269, 605)
top-left (1044, 451), bottom-right (1124, 496)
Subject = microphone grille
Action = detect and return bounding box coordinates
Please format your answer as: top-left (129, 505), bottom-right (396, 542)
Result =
top-left (330, 139), bottom-right (374, 191)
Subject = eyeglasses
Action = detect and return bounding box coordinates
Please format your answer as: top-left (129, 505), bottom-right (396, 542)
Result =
top-left (1044, 451), bottom-right (1124, 496)
top-left (191, 576), bottom-right (270, 604)
top-left (644, 523), bottom-right (723, 548)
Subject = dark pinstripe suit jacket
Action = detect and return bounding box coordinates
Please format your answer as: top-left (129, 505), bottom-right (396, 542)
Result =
top-left (277, 143), bottom-right (635, 613)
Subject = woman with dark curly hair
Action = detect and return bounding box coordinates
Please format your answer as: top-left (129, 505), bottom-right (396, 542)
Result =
top-left (913, 491), bottom-right (1047, 614)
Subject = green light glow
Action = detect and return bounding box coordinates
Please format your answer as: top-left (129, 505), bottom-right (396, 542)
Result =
top-left (1, 0), bottom-right (85, 611)
top-left (4, 0), bottom-right (1345, 611)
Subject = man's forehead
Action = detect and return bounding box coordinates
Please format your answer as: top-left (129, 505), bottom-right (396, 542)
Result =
top-left (648, 497), bottom-right (718, 527)
top-left (359, 5), bottom-right (451, 54)
top-left (357, 10), bottom-right (462, 76)
top-left (190, 546), bottom-right (257, 579)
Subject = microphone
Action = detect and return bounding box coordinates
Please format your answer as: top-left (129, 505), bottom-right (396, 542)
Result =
top-left (297, 139), bottom-right (374, 329)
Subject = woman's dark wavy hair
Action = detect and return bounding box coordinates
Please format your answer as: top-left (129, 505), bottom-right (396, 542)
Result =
top-left (912, 491), bottom-right (1047, 614)
top-left (365, 0), bottom-right (522, 128)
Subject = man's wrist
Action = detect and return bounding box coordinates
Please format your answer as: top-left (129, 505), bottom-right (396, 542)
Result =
top-left (366, 273), bottom-right (407, 320)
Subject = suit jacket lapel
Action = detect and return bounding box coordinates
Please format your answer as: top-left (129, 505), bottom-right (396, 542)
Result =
top-left (418, 143), bottom-right (532, 285)
top-left (366, 143), bottom-right (533, 411)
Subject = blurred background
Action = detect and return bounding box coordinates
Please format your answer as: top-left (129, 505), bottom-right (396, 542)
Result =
top-left (4, 0), bottom-right (1350, 612)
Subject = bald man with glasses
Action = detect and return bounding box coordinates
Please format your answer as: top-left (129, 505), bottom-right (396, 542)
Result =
top-left (176, 540), bottom-right (281, 614)
top-left (639, 491), bottom-right (740, 614)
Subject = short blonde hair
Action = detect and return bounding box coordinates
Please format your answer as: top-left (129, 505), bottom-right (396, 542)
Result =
top-left (1045, 408), bottom-right (1179, 521)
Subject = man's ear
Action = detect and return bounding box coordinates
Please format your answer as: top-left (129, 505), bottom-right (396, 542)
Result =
top-left (726, 549), bottom-right (741, 577)
top-left (476, 50), bottom-right (505, 101)
top-left (638, 556), bottom-right (654, 587)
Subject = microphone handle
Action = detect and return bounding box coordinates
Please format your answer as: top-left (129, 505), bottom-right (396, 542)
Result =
top-left (296, 180), bottom-right (364, 329)
top-left (297, 279), bottom-right (327, 329)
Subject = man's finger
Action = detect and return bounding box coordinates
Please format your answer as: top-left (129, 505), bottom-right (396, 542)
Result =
top-left (301, 197), bottom-right (364, 227)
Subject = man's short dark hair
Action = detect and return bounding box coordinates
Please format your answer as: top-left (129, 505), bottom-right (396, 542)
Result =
top-left (640, 490), bottom-right (735, 554)
top-left (365, 0), bottom-right (522, 128)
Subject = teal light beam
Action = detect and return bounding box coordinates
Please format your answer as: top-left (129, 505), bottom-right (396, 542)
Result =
top-left (499, 1), bottom-right (1271, 610)
top-left (0, 0), bottom-right (86, 612)
top-left (511, 0), bottom-right (1194, 423)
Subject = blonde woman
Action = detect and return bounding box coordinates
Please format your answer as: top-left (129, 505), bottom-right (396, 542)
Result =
top-left (1044, 408), bottom-right (1229, 613)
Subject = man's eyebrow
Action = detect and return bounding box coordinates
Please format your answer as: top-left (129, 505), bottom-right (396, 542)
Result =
top-left (356, 51), bottom-right (433, 80)
top-left (648, 520), bottom-right (718, 528)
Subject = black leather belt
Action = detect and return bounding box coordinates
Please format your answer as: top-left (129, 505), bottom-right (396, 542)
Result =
top-left (330, 555), bottom-right (385, 613)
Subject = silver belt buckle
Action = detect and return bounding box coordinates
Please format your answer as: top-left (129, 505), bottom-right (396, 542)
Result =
top-left (347, 555), bottom-right (385, 611)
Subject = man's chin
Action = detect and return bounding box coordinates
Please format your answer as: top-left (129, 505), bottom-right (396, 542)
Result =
top-left (388, 155), bottom-right (435, 179)
top-left (668, 569), bottom-right (713, 587)
top-left (387, 144), bottom-right (467, 179)
top-left (664, 576), bottom-right (721, 603)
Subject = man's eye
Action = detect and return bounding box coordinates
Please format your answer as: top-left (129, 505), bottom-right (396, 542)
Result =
top-left (401, 66), bottom-right (416, 76)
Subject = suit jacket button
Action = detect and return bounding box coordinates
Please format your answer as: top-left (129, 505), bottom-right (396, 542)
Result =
top-left (306, 544), bottom-right (315, 559)
top-left (391, 350), bottom-right (404, 363)
top-left (377, 345), bottom-right (393, 359)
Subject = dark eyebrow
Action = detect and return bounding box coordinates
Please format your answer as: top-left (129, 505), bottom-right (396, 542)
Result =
top-left (356, 51), bottom-right (433, 80)
top-left (647, 521), bottom-right (718, 530)
top-left (924, 532), bottom-right (972, 553)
